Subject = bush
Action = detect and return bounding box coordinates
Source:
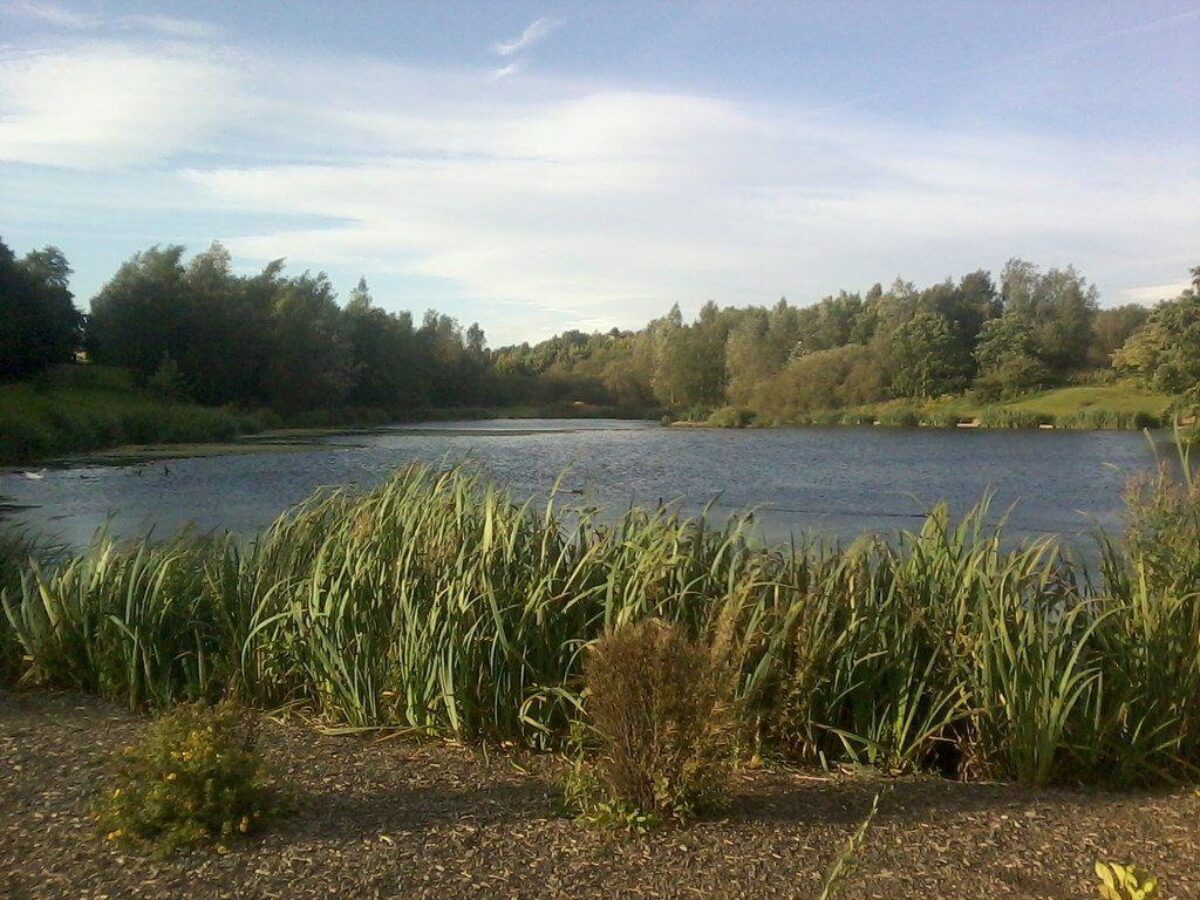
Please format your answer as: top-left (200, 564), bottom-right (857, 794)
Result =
top-left (93, 701), bottom-right (269, 853)
top-left (876, 407), bottom-right (920, 428)
top-left (707, 406), bottom-right (754, 428)
top-left (580, 619), bottom-right (737, 821)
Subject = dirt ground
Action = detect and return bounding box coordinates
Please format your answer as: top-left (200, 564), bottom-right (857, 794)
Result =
top-left (2, 689), bottom-right (1197, 899)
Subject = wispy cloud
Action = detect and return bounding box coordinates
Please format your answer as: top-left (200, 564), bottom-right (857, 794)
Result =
top-left (492, 16), bottom-right (562, 57)
top-left (490, 62), bottom-right (520, 81)
top-left (121, 14), bottom-right (219, 40)
top-left (9, 0), bottom-right (100, 29)
top-left (6, 1), bottom-right (218, 39)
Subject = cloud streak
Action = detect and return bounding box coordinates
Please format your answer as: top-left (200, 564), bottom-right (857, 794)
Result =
top-left (6, 1), bottom-right (219, 39)
top-left (9, 0), bottom-right (99, 28)
top-left (492, 16), bottom-right (562, 56)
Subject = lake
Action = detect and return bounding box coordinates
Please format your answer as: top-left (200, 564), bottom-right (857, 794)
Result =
top-left (0, 420), bottom-right (1166, 552)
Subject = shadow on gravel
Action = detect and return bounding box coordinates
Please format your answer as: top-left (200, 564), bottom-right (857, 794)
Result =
top-left (278, 780), bottom-right (553, 838)
top-left (731, 778), bottom-right (1054, 828)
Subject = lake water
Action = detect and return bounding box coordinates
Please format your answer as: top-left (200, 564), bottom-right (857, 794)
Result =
top-left (0, 420), bottom-right (1166, 552)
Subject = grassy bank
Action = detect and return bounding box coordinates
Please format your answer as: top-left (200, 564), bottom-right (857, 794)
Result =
top-left (0, 365), bottom-right (662, 466)
top-left (700, 381), bottom-right (1179, 430)
top-left (0, 366), bottom-right (269, 465)
top-left (3, 453), bottom-right (1199, 789)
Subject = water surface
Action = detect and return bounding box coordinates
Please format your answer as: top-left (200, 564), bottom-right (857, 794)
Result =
top-left (0, 420), bottom-right (1162, 551)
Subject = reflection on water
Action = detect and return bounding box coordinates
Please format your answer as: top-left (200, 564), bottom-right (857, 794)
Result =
top-left (0, 419), bottom-right (1162, 552)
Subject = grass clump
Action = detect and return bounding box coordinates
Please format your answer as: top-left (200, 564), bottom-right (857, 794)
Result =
top-left (93, 700), bottom-right (269, 854)
top-left (0, 365), bottom-right (265, 464)
top-left (576, 619), bottom-right (737, 823)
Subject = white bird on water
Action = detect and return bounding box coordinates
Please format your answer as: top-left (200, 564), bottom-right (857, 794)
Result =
top-left (23, 469), bottom-right (46, 480)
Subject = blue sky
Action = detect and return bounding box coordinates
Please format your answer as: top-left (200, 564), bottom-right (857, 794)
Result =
top-left (1, 1), bottom-right (1197, 345)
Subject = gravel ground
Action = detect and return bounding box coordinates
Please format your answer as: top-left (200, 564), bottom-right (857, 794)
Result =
top-left (2, 689), bottom-right (1198, 899)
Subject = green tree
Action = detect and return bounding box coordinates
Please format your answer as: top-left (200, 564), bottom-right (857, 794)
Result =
top-left (0, 240), bottom-right (81, 378)
top-left (1114, 266), bottom-right (1200, 399)
top-left (889, 311), bottom-right (968, 398)
top-left (973, 315), bottom-right (1048, 399)
top-left (1001, 259), bottom-right (1097, 374)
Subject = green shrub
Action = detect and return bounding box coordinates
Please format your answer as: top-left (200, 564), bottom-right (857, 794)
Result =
top-left (977, 407), bottom-right (1053, 429)
top-left (707, 406), bottom-right (754, 428)
top-left (581, 619), bottom-right (737, 821)
top-left (921, 410), bottom-right (962, 428)
top-left (877, 407), bottom-right (920, 428)
top-left (93, 701), bottom-right (269, 853)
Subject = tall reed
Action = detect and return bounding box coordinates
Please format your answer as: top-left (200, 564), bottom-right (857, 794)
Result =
top-left (4, 456), bottom-right (1198, 786)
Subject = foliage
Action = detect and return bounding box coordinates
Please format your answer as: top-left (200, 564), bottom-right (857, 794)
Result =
top-left (707, 405), bottom-right (754, 428)
top-left (0, 365), bottom-right (265, 464)
top-left (558, 757), bottom-right (662, 831)
top-left (1115, 268), bottom-right (1200, 401)
top-left (5, 459), bottom-right (1200, 788)
top-left (0, 529), bottom-right (37, 682)
top-left (0, 239), bottom-right (82, 380)
top-left (10, 236), bottom-right (1199, 432)
top-left (88, 243), bottom-right (494, 415)
top-left (1095, 862), bottom-right (1159, 900)
top-left (92, 700), bottom-right (269, 853)
top-left (581, 619), bottom-right (737, 821)
top-left (974, 316), bottom-right (1049, 399)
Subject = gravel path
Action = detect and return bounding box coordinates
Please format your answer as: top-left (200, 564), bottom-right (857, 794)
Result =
top-left (2, 690), bottom-right (1197, 898)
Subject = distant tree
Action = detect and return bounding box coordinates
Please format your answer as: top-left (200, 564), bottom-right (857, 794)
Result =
top-left (1114, 266), bottom-right (1200, 399)
top-left (264, 272), bottom-right (353, 413)
top-left (973, 316), bottom-right (1048, 399)
top-left (89, 245), bottom-right (188, 380)
top-left (889, 311), bottom-right (968, 398)
top-left (0, 240), bottom-right (82, 379)
top-left (1089, 304), bottom-right (1150, 369)
top-left (1000, 259), bottom-right (1097, 374)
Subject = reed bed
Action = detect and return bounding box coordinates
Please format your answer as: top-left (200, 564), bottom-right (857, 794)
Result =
top-left (3, 454), bottom-right (1198, 788)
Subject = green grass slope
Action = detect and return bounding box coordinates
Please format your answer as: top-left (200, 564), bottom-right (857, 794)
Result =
top-left (0, 365), bottom-right (266, 465)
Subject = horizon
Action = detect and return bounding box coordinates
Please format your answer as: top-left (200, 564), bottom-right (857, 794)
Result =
top-left (1, 0), bottom-right (1197, 345)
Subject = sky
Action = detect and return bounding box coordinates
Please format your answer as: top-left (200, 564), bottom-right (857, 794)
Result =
top-left (0, 1), bottom-right (1197, 346)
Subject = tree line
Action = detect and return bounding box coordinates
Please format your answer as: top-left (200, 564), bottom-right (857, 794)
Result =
top-left (2, 235), bottom-right (1197, 421)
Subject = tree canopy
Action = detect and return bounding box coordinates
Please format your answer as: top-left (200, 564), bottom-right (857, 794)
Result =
top-left (4, 237), bottom-right (1198, 421)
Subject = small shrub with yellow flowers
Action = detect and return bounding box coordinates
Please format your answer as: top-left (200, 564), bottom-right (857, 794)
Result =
top-left (93, 700), bottom-right (269, 854)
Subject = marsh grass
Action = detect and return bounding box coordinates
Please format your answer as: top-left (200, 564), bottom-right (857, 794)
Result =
top-left (4, 455), bottom-right (1200, 787)
top-left (0, 365), bottom-right (265, 463)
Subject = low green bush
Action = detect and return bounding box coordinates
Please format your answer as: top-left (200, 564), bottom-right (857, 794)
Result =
top-left (707, 406), bottom-right (754, 428)
top-left (876, 407), bottom-right (921, 428)
top-left (977, 407), bottom-right (1053, 429)
top-left (92, 701), bottom-right (270, 853)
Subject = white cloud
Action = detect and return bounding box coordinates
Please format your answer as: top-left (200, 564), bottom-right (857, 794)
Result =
top-left (120, 14), bottom-right (219, 40)
top-left (491, 62), bottom-right (520, 81)
top-left (492, 16), bottom-right (562, 56)
top-left (6, 1), bottom-right (218, 38)
top-left (8, 0), bottom-right (100, 28)
top-left (0, 43), bottom-right (242, 167)
top-left (1119, 283), bottom-right (1189, 305)
top-left (2, 32), bottom-right (1197, 343)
